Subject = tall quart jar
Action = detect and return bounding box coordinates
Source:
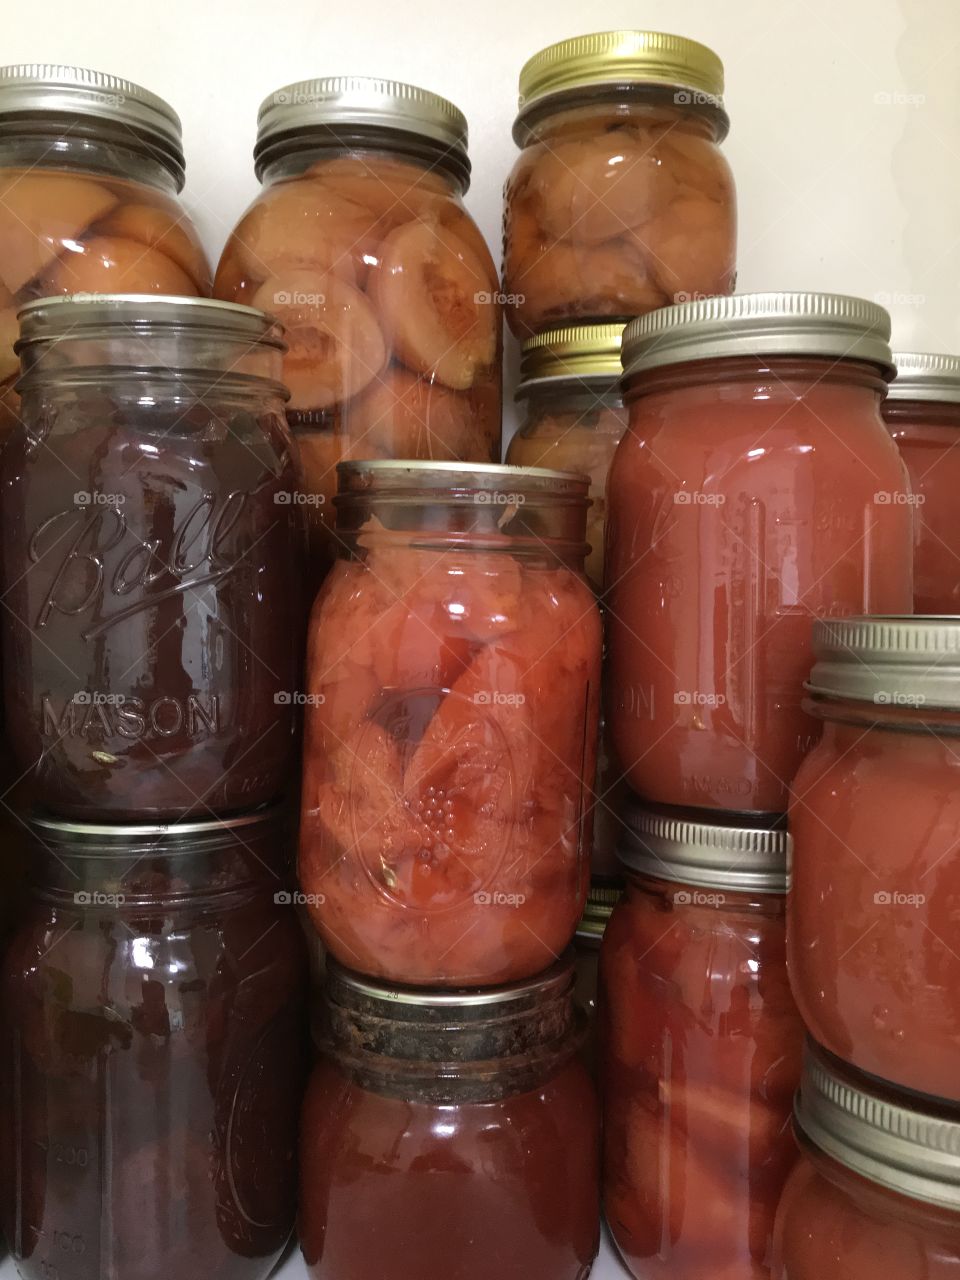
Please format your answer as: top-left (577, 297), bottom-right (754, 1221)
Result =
top-left (883, 352), bottom-right (960, 613)
top-left (605, 292), bottom-right (914, 815)
top-left (0, 810), bottom-right (308, 1280)
top-left (215, 76), bottom-right (502, 579)
top-left (601, 805), bottom-right (804, 1280)
top-left (299, 460), bottom-right (602, 986)
top-left (503, 30), bottom-right (736, 337)
top-left (773, 1040), bottom-right (960, 1277)
top-left (1, 296), bottom-right (302, 818)
top-left (0, 62), bottom-right (211, 435)
top-left (300, 956), bottom-right (600, 1280)
top-left (789, 616), bottom-right (960, 1102)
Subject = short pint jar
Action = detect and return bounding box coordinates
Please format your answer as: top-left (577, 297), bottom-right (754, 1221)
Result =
top-left (503, 30), bottom-right (736, 337)
top-left (1, 296), bottom-right (302, 818)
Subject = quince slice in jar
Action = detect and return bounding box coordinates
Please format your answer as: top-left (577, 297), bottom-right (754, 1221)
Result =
top-left (345, 367), bottom-right (489, 461)
top-left (0, 170), bottom-right (117, 293)
top-left (39, 235), bottom-right (197, 295)
top-left (95, 203), bottom-right (212, 293)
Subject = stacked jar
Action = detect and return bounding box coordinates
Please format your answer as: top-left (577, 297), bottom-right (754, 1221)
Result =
top-left (215, 76), bottom-right (502, 587)
top-left (599, 292), bottom-right (917, 1278)
top-left (883, 351), bottom-right (960, 612)
top-left (295, 459), bottom-right (604, 1278)
top-left (0, 293), bottom-right (309, 1279)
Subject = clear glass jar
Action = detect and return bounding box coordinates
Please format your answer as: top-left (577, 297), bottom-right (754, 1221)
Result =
top-left (773, 1040), bottom-right (960, 1278)
top-left (215, 76), bottom-right (502, 582)
top-left (606, 293), bottom-right (914, 815)
top-left (883, 352), bottom-right (960, 613)
top-left (0, 63), bottom-right (211, 438)
top-left (300, 956), bottom-right (600, 1280)
top-left (503, 31), bottom-right (735, 337)
top-left (298, 460), bottom-right (602, 986)
top-left (0, 810), bottom-right (308, 1280)
top-left (789, 617), bottom-right (960, 1102)
top-left (1, 296), bottom-right (302, 818)
top-left (601, 807), bottom-right (804, 1280)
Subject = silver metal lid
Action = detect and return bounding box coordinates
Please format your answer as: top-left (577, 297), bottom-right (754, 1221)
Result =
top-left (622, 292), bottom-right (894, 379)
top-left (796, 1039), bottom-right (960, 1210)
top-left (618, 802), bottom-right (790, 893)
top-left (887, 351), bottom-right (960, 404)
top-left (326, 954), bottom-right (574, 1011)
top-left (808, 616), bottom-right (960, 710)
top-left (335, 459), bottom-right (590, 498)
top-left (255, 76), bottom-right (468, 179)
top-left (32, 806), bottom-right (280, 842)
top-left (0, 63), bottom-right (185, 187)
top-left (17, 294), bottom-right (284, 350)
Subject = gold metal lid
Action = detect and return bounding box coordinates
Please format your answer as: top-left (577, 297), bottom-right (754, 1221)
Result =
top-left (255, 76), bottom-right (468, 180)
top-left (575, 880), bottom-right (623, 939)
top-left (17, 294), bottom-right (284, 350)
top-left (516, 322), bottom-right (626, 392)
top-left (0, 63), bottom-right (185, 187)
top-left (619, 802), bottom-right (790, 893)
top-left (796, 1039), bottom-right (960, 1210)
top-left (516, 30), bottom-right (726, 138)
top-left (887, 352), bottom-right (960, 404)
top-left (622, 293), bottom-right (894, 379)
top-left (808, 616), bottom-right (960, 710)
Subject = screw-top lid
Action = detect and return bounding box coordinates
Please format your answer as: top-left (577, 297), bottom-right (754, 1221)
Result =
top-left (807, 616), bottom-right (960, 711)
top-left (796, 1039), bottom-right (960, 1210)
top-left (335, 459), bottom-right (590, 498)
top-left (575, 879), bottom-right (623, 940)
top-left (255, 76), bottom-right (469, 182)
top-left (516, 322), bottom-right (626, 393)
top-left (515, 30), bottom-right (727, 139)
top-left (618, 802), bottom-right (790, 893)
top-left (887, 352), bottom-right (960, 404)
top-left (17, 294), bottom-right (284, 349)
top-left (0, 63), bottom-right (185, 187)
top-left (621, 293), bottom-right (894, 380)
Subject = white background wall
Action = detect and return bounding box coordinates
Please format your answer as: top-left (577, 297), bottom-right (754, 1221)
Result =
top-left (6, 0), bottom-right (959, 430)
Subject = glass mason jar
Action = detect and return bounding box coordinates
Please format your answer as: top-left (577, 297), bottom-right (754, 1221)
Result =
top-left (300, 955), bottom-right (600, 1280)
top-left (299, 460), bottom-right (602, 986)
top-left (605, 292), bottom-right (914, 815)
top-left (215, 76), bottom-right (502, 582)
top-left (789, 616), bottom-right (960, 1102)
top-left (883, 352), bottom-right (960, 613)
top-left (573, 879), bottom-right (621, 1072)
top-left (0, 810), bottom-right (308, 1280)
top-left (1, 296), bottom-right (302, 819)
top-left (503, 30), bottom-right (735, 338)
top-left (601, 806), bottom-right (804, 1280)
top-left (773, 1040), bottom-right (960, 1278)
top-left (0, 62), bottom-right (211, 439)
top-left (507, 322), bottom-right (627, 591)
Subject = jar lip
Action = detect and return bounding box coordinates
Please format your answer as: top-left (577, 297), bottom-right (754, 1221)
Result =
top-left (325, 954), bottom-right (575, 1013)
top-left (0, 63), bottom-right (185, 188)
top-left (617, 801), bottom-right (790, 893)
top-left (809, 615), bottom-right (960, 711)
top-left (622, 292), bottom-right (894, 380)
top-left (887, 351), bottom-right (960, 404)
top-left (796, 1039), bottom-right (960, 1211)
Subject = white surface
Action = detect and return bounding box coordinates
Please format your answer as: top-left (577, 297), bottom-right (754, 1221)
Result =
top-left (4, 0), bottom-right (959, 436)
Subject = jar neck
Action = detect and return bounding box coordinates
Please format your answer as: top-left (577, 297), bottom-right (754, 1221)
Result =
top-left (518, 379), bottom-right (623, 417)
top-left (807, 692), bottom-right (960, 736)
top-left (624, 355), bottom-right (889, 406)
top-left (516, 88), bottom-right (725, 147)
top-left (883, 397), bottom-right (960, 433)
top-left (258, 134), bottom-right (468, 194)
top-left (625, 868), bottom-right (785, 916)
top-left (0, 124), bottom-right (181, 194)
